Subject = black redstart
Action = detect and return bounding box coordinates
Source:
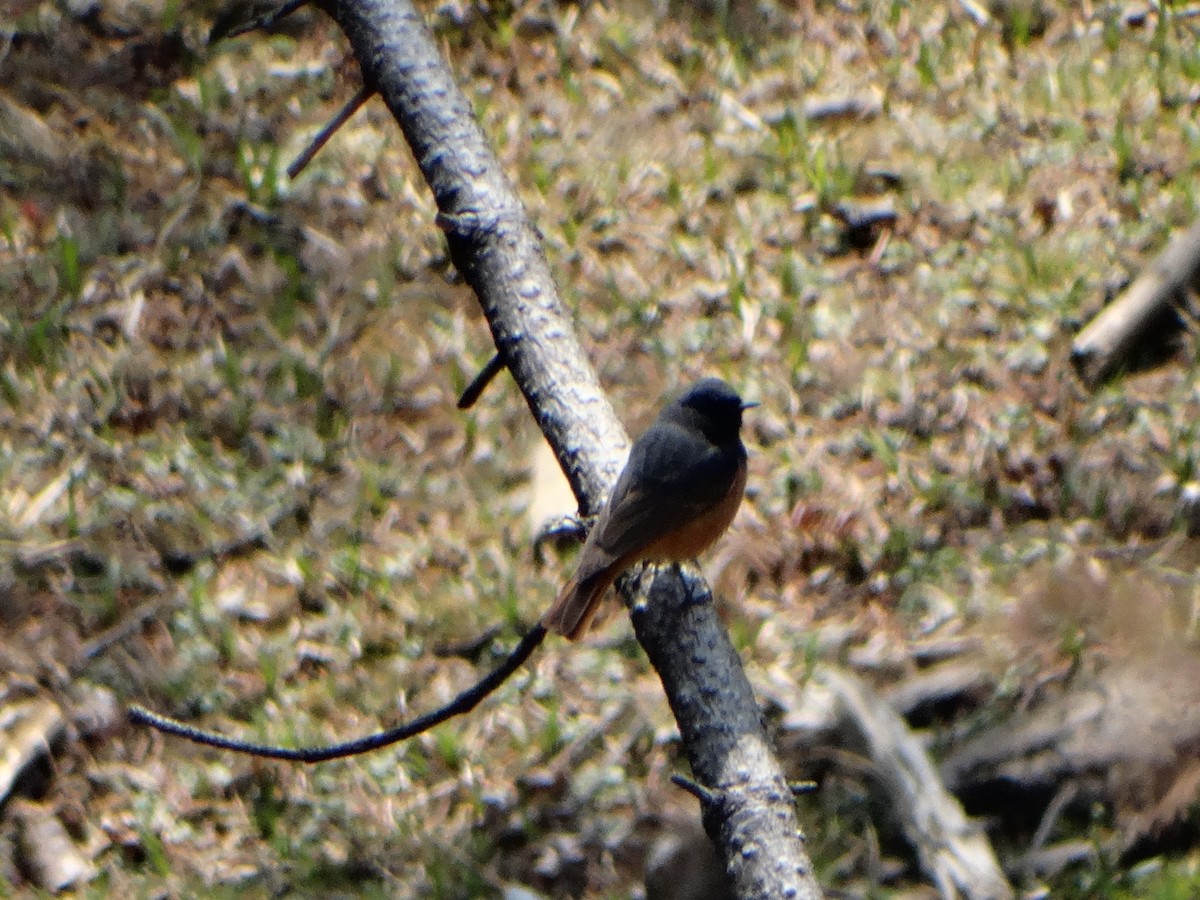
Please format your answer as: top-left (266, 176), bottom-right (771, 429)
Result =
top-left (542, 377), bottom-right (755, 640)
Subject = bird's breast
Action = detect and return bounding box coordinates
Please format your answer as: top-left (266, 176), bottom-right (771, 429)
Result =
top-left (641, 458), bottom-right (747, 561)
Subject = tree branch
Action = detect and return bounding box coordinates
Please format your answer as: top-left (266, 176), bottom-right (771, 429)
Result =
top-left (327, 0), bottom-right (821, 895)
top-left (334, 0), bottom-right (626, 509)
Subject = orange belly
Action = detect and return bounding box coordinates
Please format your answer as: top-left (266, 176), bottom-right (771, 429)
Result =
top-left (640, 462), bottom-right (747, 561)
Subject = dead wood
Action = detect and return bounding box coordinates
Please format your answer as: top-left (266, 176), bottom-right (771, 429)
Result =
top-left (821, 668), bottom-right (1014, 900)
top-left (882, 659), bottom-right (995, 720)
top-left (1072, 218), bottom-right (1200, 385)
top-left (0, 697), bottom-right (66, 807)
top-left (941, 658), bottom-right (1200, 858)
top-left (12, 800), bottom-right (94, 892)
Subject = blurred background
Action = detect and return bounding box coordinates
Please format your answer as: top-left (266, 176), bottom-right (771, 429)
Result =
top-left (4, 1), bottom-right (1200, 896)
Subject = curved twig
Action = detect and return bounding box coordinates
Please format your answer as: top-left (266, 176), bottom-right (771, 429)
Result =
top-left (129, 625), bottom-right (545, 762)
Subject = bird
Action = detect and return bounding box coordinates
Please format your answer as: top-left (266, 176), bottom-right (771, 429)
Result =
top-left (542, 377), bottom-right (755, 640)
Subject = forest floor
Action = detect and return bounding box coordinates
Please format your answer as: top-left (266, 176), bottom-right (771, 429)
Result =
top-left (4, 0), bottom-right (1200, 897)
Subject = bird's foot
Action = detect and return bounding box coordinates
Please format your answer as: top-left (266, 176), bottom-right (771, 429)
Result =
top-left (672, 560), bottom-right (706, 606)
top-left (533, 512), bottom-right (595, 551)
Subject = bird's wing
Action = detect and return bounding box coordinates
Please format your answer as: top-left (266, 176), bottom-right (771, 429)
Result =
top-left (582, 423), bottom-right (740, 570)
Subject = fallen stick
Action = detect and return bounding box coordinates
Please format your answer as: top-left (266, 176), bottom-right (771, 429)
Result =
top-left (821, 668), bottom-right (1014, 900)
top-left (1072, 219), bottom-right (1200, 385)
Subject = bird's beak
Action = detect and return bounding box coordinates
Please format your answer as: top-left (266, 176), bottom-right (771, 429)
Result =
top-left (741, 401), bottom-right (760, 410)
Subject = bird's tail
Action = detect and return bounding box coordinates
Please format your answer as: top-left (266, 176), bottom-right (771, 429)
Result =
top-left (542, 570), bottom-right (613, 641)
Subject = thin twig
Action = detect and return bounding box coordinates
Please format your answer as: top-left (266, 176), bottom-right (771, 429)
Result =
top-left (287, 85), bottom-right (374, 179)
top-left (671, 772), bottom-right (719, 805)
top-left (532, 512), bottom-right (588, 551)
top-left (1028, 782), bottom-right (1079, 858)
top-left (71, 596), bottom-right (178, 677)
top-left (128, 624), bottom-right (546, 762)
top-left (210, 0), bottom-right (311, 43)
top-left (156, 490), bottom-right (315, 575)
top-left (456, 351), bottom-right (506, 410)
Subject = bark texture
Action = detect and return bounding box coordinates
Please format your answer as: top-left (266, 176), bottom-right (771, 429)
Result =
top-left (326, 0), bottom-right (822, 896)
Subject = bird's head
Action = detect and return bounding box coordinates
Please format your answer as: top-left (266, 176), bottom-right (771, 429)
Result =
top-left (668, 377), bottom-right (756, 444)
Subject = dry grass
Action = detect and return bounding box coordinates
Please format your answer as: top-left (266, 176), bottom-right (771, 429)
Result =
top-left (5, 0), bottom-right (1200, 896)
